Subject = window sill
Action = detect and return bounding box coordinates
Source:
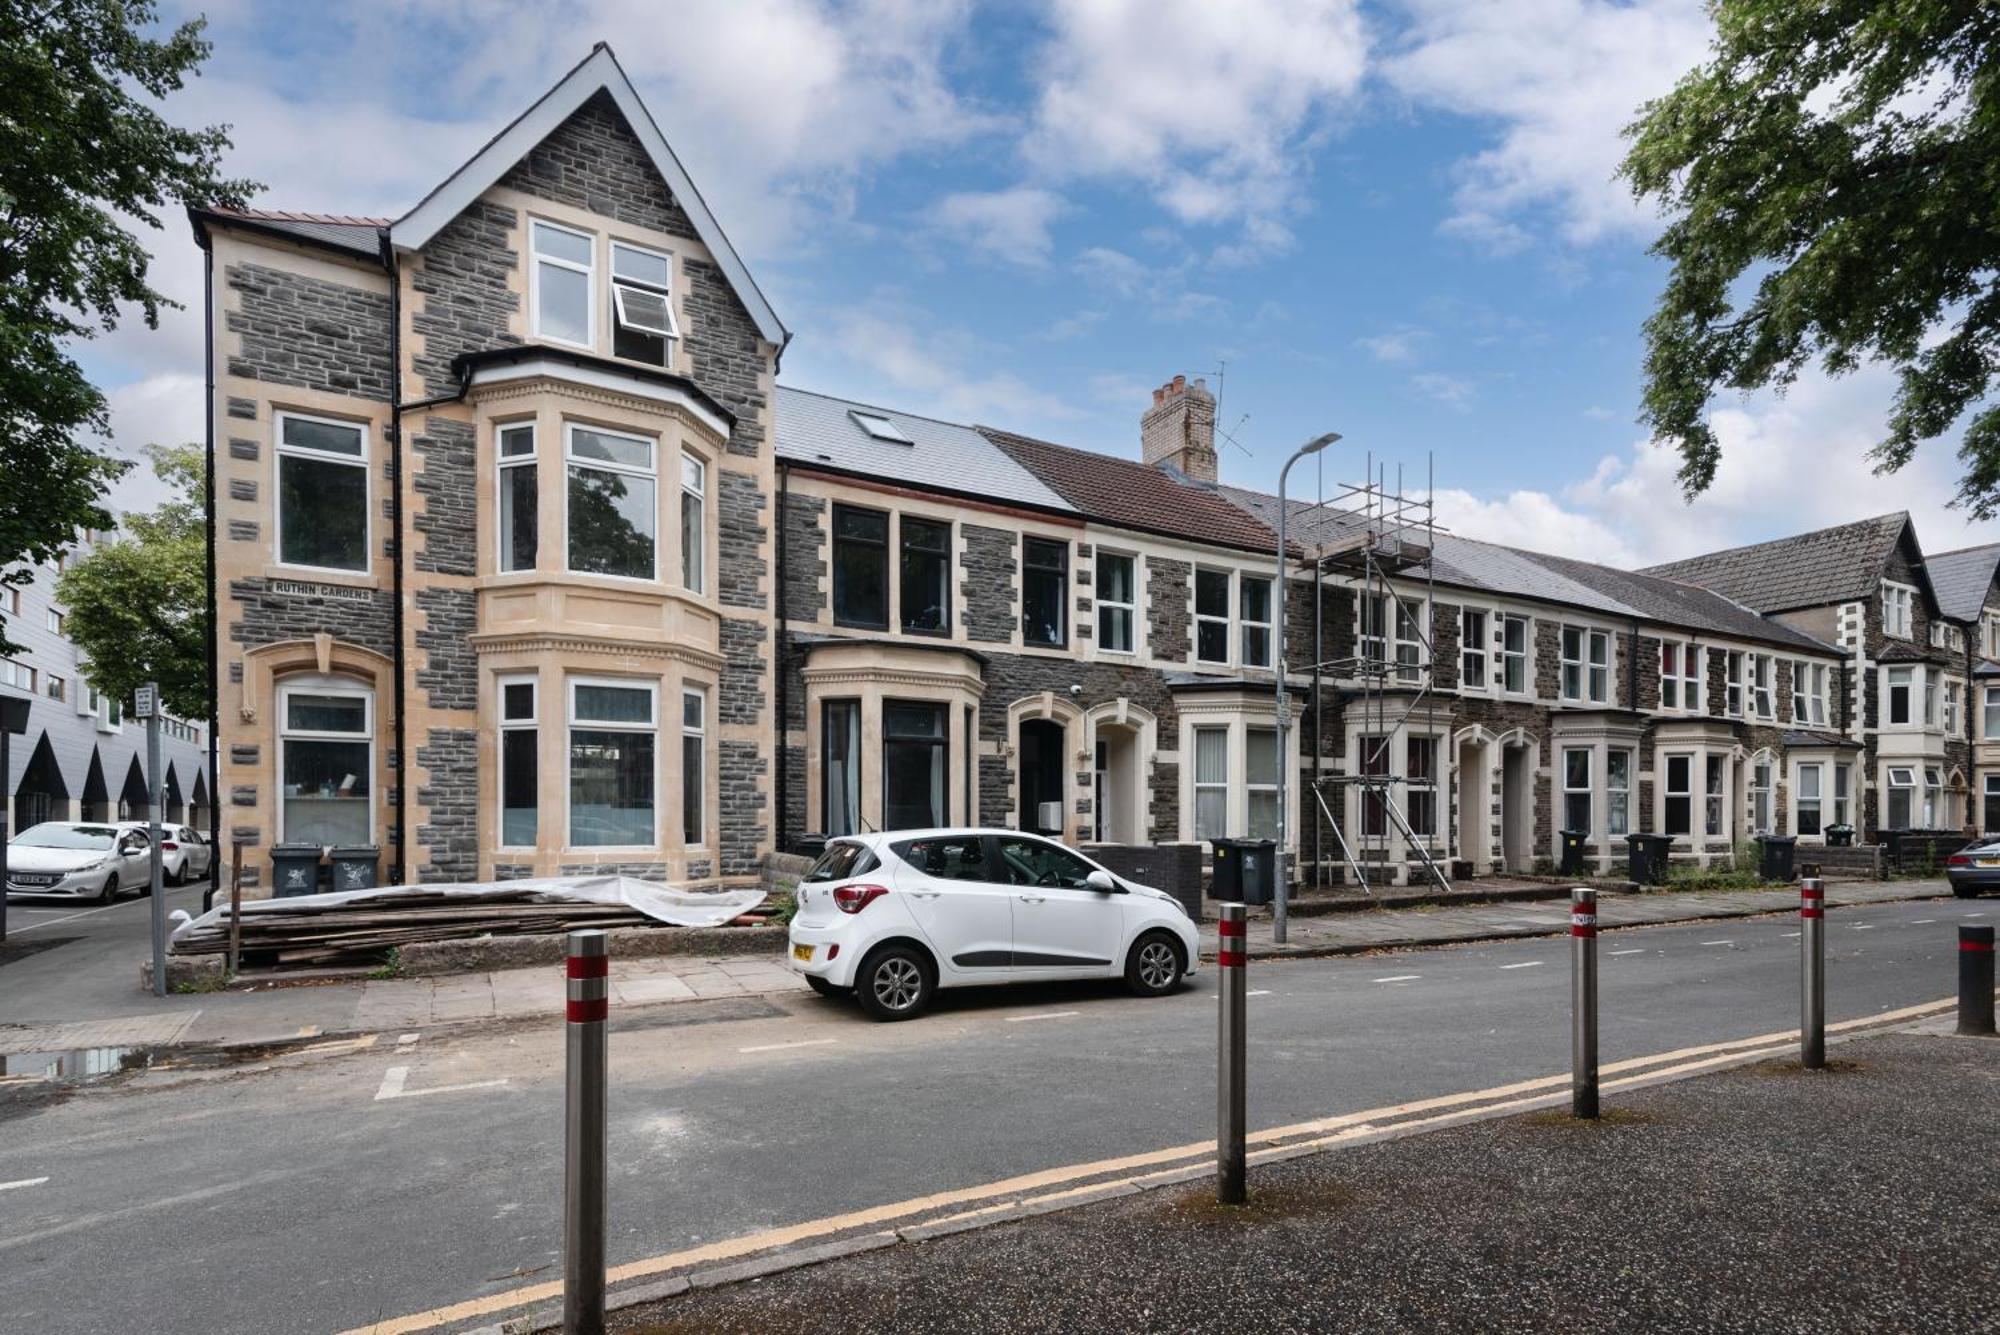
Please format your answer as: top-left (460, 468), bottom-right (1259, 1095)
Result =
top-left (271, 562), bottom-right (378, 585)
top-left (833, 619), bottom-right (891, 634)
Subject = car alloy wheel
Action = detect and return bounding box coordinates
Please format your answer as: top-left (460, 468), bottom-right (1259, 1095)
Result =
top-left (873, 957), bottom-right (923, 1012)
top-left (99, 874), bottom-right (118, 905)
top-left (1136, 939), bottom-right (1178, 990)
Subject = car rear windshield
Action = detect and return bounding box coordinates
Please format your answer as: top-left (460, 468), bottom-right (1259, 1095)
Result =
top-left (15, 824), bottom-right (117, 850)
top-left (804, 841), bottom-right (878, 882)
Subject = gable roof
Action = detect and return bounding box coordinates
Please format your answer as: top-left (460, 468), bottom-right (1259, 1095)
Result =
top-left (775, 387), bottom-right (1073, 514)
top-left (193, 206), bottom-right (387, 259)
top-left (1639, 513), bottom-right (1917, 614)
top-left (1924, 542), bottom-right (2000, 622)
top-left (388, 44), bottom-right (787, 350)
top-left (1217, 484), bottom-right (1836, 654)
top-left (979, 427), bottom-right (1282, 555)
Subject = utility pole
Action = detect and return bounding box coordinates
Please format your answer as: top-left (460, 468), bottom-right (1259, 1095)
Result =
top-left (0, 692), bottom-right (29, 944)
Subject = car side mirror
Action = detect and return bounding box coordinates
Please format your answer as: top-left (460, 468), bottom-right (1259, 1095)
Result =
top-left (1085, 869), bottom-right (1119, 893)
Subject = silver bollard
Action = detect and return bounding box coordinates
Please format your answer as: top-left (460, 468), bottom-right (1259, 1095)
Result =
top-left (565, 929), bottom-right (609, 1335)
top-left (1800, 877), bottom-right (1825, 1069)
top-left (1217, 902), bottom-right (1247, 1205)
top-left (1571, 887), bottom-right (1598, 1120)
top-left (1955, 925), bottom-right (1993, 1038)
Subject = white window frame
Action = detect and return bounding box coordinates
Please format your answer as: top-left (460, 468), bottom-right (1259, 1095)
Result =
top-left (1984, 684), bottom-right (2000, 741)
top-left (1724, 650), bottom-right (1743, 717)
top-left (1195, 568), bottom-right (1233, 666)
top-left (1607, 749), bottom-right (1632, 837)
top-left (1239, 574), bottom-right (1273, 669)
top-left (1460, 608), bottom-right (1488, 691)
top-left (1944, 678), bottom-right (1963, 735)
top-left (1984, 613), bottom-right (2000, 660)
top-left (1192, 724), bottom-right (1229, 840)
top-left (497, 673), bottom-right (538, 850)
top-left (1790, 660), bottom-right (1829, 727)
top-left (273, 410), bottom-right (370, 576)
top-left (1393, 598), bottom-right (1425, 684)
top-left (1560, 625), bottom-right (1610, 704)
top-left (496, 420), bottom-right (537, 574)
top-left (610, 239), bottom-right (678, 367)
top-left (1887, 665), bottom-right (1915, 726)
top-left (531, 218), bottom-right (596, 350)
top-left (1886, 765), bottom-right (1917, 828)
top-left (1882, 581), bottom-right (1915, 639)
top-left (1246, 725), bottom-right (1280, 839)
top-left (680, 451), bottom-right (706, 595)
top-left (681, 685), bottom-right (707, 849)
top-left (1660, 640), bottom-right (1699, 713)
top-left (1096, 551), bottom-right (1137, 655)
top-left (1561, 746), bottom-right (1592, 837)
top-left (276, 678), bottom-right (375, 844)
top-left (1663, 753), bottom-right (1694, 837)
top-left (1500, 614), bottom-right (1530, 695)
top-left (565, 676), bottom-right (659, 851)
top-left (563, 422), bottom-right (658, 583)
top-left (1749, 755), bottom-right (1774, 835)
top-left (1744, 653), bottom-right (1775, 721)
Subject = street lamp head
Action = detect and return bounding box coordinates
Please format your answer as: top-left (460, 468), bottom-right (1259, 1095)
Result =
top-left (1301, 431), bottom-right (1342, 456)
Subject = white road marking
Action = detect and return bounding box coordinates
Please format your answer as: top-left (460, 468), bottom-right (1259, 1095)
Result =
top-left (1499, 961), bottom-right (1543, 970)
top-left (6, 900), bottom-right (131, 934)
top-left (1609, 948), bottom-right (1646, 957)
top-left (1911, 919), bottom-right (1936, 925)
top-left (1967, 912), bottom-right (1989, 918)
top-left (1005, 1011), bottom-right (1081, 1023)
top-left (397, 1033), bottom-right (420, 1046)
top-left (737, 1038), bottom-right (839, 1054)
top-left (1373, 975), bottom-right (1421, 983)
top-left (1702, 940), bottom-right (1734, 947)
top-left (1782, 931), bottom-right (1801, 938)
top-left (1851, 925), bottom-right (1876, 931)
top-left (0, 1178), bottom-right (49, 1192)
top-left (1246, 989), bottom-right (1273, 998)
top-left (373, 1065), bottom-right (508, 1101)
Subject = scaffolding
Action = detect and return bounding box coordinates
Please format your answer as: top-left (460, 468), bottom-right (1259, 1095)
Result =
top-left (1297, 459), bottom-right (1451, 896)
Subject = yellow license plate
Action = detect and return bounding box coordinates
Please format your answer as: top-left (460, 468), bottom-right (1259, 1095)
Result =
top-left (1978, 859), bottom-right (1999, 868)
top-left (792, 944), bottom-right (814, 962)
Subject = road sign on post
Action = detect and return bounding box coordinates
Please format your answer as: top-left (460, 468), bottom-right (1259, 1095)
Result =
top-left (142, 684), bottom-right (166, 998)
top-left (0, 692), bottom-right (30, 944)
top-left (133, 683), bottom-right (158, 719)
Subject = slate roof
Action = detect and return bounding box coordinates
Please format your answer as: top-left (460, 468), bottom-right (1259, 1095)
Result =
top-left (1217, 484), bottom-right (1835, 654)
top-left (1923, 543), bottom-right (2000, 622)
top-left (979, 427), bottom-right (1282, 554)
top-left (1639, 513), bottom-right (1913, 613)
top-left (775, 387), bottom-right (1073, 514)
top-left (197, 207), bottom-right (387, 257)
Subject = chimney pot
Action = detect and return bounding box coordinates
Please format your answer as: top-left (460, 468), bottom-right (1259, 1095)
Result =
top-left (1172, 374), bottom-right (1186, 392)
top-left (1139, 372), bottom-right (1218, 484)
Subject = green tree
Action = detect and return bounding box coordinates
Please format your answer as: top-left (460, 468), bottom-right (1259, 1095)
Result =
top-left (56, 445), bottom-right (209, 720)
top-left (0, 0), bottom-right (255, 652)
top-left (1621, 1), bottom-right (2000, 511)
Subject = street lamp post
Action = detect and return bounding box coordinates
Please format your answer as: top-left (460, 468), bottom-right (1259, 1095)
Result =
top-left (1274, 432), bottom-right (1341, 945)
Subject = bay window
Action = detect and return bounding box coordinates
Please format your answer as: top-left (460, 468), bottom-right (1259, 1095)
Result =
top-left (568, 680), bottom-right (656, 847)
top-left (1240, 576), bottom-right (1272, 668)
top-left (1501, 615), bottom-right (1529, 693)
top-left (680, 454), bottom-right (705, 594)
top-left (1562, 747), bottom-right (1591, 835)
top-left (1885, 766), bottom-right (1916, 829)
top-left (1923, 766), bottom-right (1943, 826)
top-left (1887, 666), bottom-right (1914, 725)
top-left (1749, 758), bottom-right (1773, 834)
top-left (1986, 685), bottom-right (2000, 741)
top-left (499, 676), bottom-right (537, 847)
top-left (566, 424), bottom-right (656, 580)
top-left (1196, 570), bottom-right (1231, 663)
top-left (1406, 736), bottom-right (1436, 837)
top-left (1833, 764), bottom-right (1851, 828)
top-left (497, 422), bottom-right (537, 573)
top-left (1460, 609), bottom-right (1488, 689)
top-left (1022, 538), bottom-right (1068, 647)
top-left (1607, 750), bottom-right (1631, 837)
top-left (531, 219), bottom-right (594, 347)
top-left (1193, 725), bottom-right (1228, 840)
top-left (681, 687), bottom-right (707, 846)
top-left (1705, 756), bottom-right (1726, 837)
top-left (831, 505), bottom-right (889, 629)
top-left (1358, 735), bottom-right (1390, 838)
top-left (1097, 553), bottom-right (1135, 653)
top-left (1985, 774), bottom-right (2000, 831)
top-left (276, 412), bottom-right (368, 572)
top-left (1796, 764), bottom-right (1823, 837)
top-left (279, 681), bottom-right (372, 845)
top-left (610, 240), bottom-right (676, 366)
top-left (1664, 754), bottom-right (1693, 836)
top-left (1246, 727), bottom-right (1279, 839)
top-left (822, 699), bottom-right (861, 837)
top-left (882, 701), bottom-right (947, 829)
top-left (899, 516), bottom-right (950, 633)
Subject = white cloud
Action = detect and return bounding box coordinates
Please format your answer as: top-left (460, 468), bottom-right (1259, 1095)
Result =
top-left (1411, 371), bottom-right (1476, 410)
top-left (1383, 0), bottom-right (1712, 247)
top-left (1358, 326), bottom-right (1428, 363)
top-left (930, 186), bottom-right (1069, 265)
top-left (1026, 0), bottom-right (1369, 249)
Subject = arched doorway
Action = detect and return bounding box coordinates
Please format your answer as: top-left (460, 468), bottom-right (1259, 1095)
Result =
top-left (1019, 718), bottom-right (1066, 836)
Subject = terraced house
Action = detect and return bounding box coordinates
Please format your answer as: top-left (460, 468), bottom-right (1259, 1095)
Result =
top-left (195, 44), bottom-right (1994, 899)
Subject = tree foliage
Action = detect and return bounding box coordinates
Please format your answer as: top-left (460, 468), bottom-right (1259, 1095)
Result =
top-left (1621, 0), bottom-right (2000, 511)
top-left (0, 0), bottom-right (254, 652)
top-left (56, 445), bottom-right (209, 720)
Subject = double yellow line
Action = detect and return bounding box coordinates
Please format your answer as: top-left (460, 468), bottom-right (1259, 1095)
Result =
top-left (347, 996), bottom-right (1956, 1334)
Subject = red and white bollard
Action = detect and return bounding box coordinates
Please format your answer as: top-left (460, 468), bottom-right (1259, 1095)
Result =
top-left (1571, 888), bottom-right (1598, 1120)
top-left (1217, 902), bottom-right (1247, 1205)
top-left (565, 929), bottom-right (609, 1335)
top-left (1958, 925), bottom-right (1996, 1037)
top-left (1800, 877), bottom-right (1825, 1069)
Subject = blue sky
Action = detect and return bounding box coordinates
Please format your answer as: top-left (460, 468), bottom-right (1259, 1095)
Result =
top-left (88, 0), bottom-right (2000, 566)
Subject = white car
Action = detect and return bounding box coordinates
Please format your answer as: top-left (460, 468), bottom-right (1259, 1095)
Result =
top-left (789, 829), bottom-right (1200, 1021)
top-left (117, 822), bottom-right (213, 885)
top-left (5, 822), bottom-right (155, 903)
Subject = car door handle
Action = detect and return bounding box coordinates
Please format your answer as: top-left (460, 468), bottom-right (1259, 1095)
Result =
top-left (1019, 895), bottom-right (1046, 904)
top-left (910, 890), bottom-right (941, 899)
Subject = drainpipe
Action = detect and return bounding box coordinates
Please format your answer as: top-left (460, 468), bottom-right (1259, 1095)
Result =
top-left (384, 243), bottom-right (408, 884)
top-left (202, 245), bottom-right (219, 910)
top-left (775, 460), bottom-right (791, 854)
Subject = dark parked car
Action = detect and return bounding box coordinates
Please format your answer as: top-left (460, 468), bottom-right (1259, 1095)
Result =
top-left (1944, 840), bottom-right (2000, 898)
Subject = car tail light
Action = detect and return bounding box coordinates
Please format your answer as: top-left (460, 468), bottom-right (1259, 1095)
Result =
top-left (832, 883), bottom-right (889, 915)
top-left (1948, 853), bottom-right (1973, 867)
top-left (161, 841), bottom-right (179, 851)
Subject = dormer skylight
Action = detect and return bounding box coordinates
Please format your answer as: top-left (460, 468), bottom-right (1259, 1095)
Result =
top-left (850, 410), bottom-right (913, 444)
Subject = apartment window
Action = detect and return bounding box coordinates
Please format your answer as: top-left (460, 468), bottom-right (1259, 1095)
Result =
top-left (1887, 666), bottom-right (1914, 725)
top-left (882, 701), bottom-right (947, 830)
top-left (0, 659), bottom-right (29, 692)
top-left (831, 505), bottom-right (889, 629)
top-left (45, 674), bottom-right (64, 703)
top-left (899, 517), bottom-right (950, 634)
top-left (1501, 615), bottom-right (1528, 693)
top-left (1796, 764), bottom-right (1823, 837)
top-left (1704, 756), bottom-right (1726, 837)
top-left (1395, 600), bottom-right (1423, 683)
top-left (1562, 748), bottom-right (1591, 835)
top-left (568, 680), bottom-right (656, 847)
top-left (1406, 735), bottom-right (1436, 837)
top-left (499, 676), bottom-right (537, 847)
top-left (611, 241), bottom-right (677, 366)
top-left (1460, 609), bottom-right (1488, 689)
top-left (1724, 650), bottom-right (1743, 717)
top-left (279, 682), bottom-right (372, 845)
top-left (1560, 626), bottom-right (1609, 704)
top-left (1358, 593), bottom-right (1388, 670)
top-left (1193, 726), bottom-right (1228, 841)
top-left (681, 687), bottom-right (706, 846)
top-left (531, 219), bottom-right (594, 347)
top-left (1097, 553), bottom-right (1135, 653)
top-left (1791, 661), bottom-right (1828, 727)
top-left (1246, 726), bottom-right (1280, 840)
top-left (1196, 569), bottom-right (1232, 663)
top-left (1607, 750), bottom-right (1631, 837)
top-left (3, 587), bottom-right (17, 615)
top-left (823, 699), bottom-right (861, 837)
top-left (1945, 680), bottom-right (1964, 734)
top-left (1660, 642), bottom-right (1699, 712)
top-left (276, 412), bottom-right (368, 572)
top-left (1240, 576), bottom-right (1273, 668)
top-left (1882, 582), bottom-right (1914, 639)
top-left (1022, 538), bottom-right (1068, 647)
top-left (566, 425), bottom-right (656, 580)
top-left (1664, 754), bottom-right (1693, 837)
top-left (497, 422), bottom-right (537, 573)
top-left (1985, 686), bottom-right (2000, 740)
top-left (1745, 654), bottom-right (1774, 720)
top-left (1358, 735), bottom-right (1390, 838)
top-left (46, 608), bottom-right (64, 635)
top-left (1749, 759), bottom-right (1773, 835)
top-left (680, 455), bottom-right (705, 594)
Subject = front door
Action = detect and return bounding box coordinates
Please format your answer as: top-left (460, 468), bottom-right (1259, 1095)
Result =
top-left (993, 835), bottom-right (1121, 973)
top-left (1019, 719), bottom-right (1065, 836)
top-left (1501, 746), bottom-right (1529, 873)
top-left (890, 832), bottom-right (1014, 973)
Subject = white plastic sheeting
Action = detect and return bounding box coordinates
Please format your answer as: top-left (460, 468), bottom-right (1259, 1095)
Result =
top-left (170, 875), bottom-right (767, 945)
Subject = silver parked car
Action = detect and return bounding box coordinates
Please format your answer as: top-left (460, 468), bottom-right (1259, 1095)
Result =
top-left (117, 822), bottom-right (213, 885)
top-left (5, 822), bottom-right (155, 903)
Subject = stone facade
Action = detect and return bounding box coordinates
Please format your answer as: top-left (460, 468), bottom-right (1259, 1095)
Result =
top-left (225, 263), bottom-right (393, 401)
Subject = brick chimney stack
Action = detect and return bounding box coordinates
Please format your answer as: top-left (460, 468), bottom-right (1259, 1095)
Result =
top-left (1140, 374), bottom-right (1218, 483)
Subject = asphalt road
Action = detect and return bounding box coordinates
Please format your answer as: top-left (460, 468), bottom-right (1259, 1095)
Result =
top-left (0, 895), bottom-right (1985, 1335)
top-left (1, 876), bottom-right (215, 1023)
